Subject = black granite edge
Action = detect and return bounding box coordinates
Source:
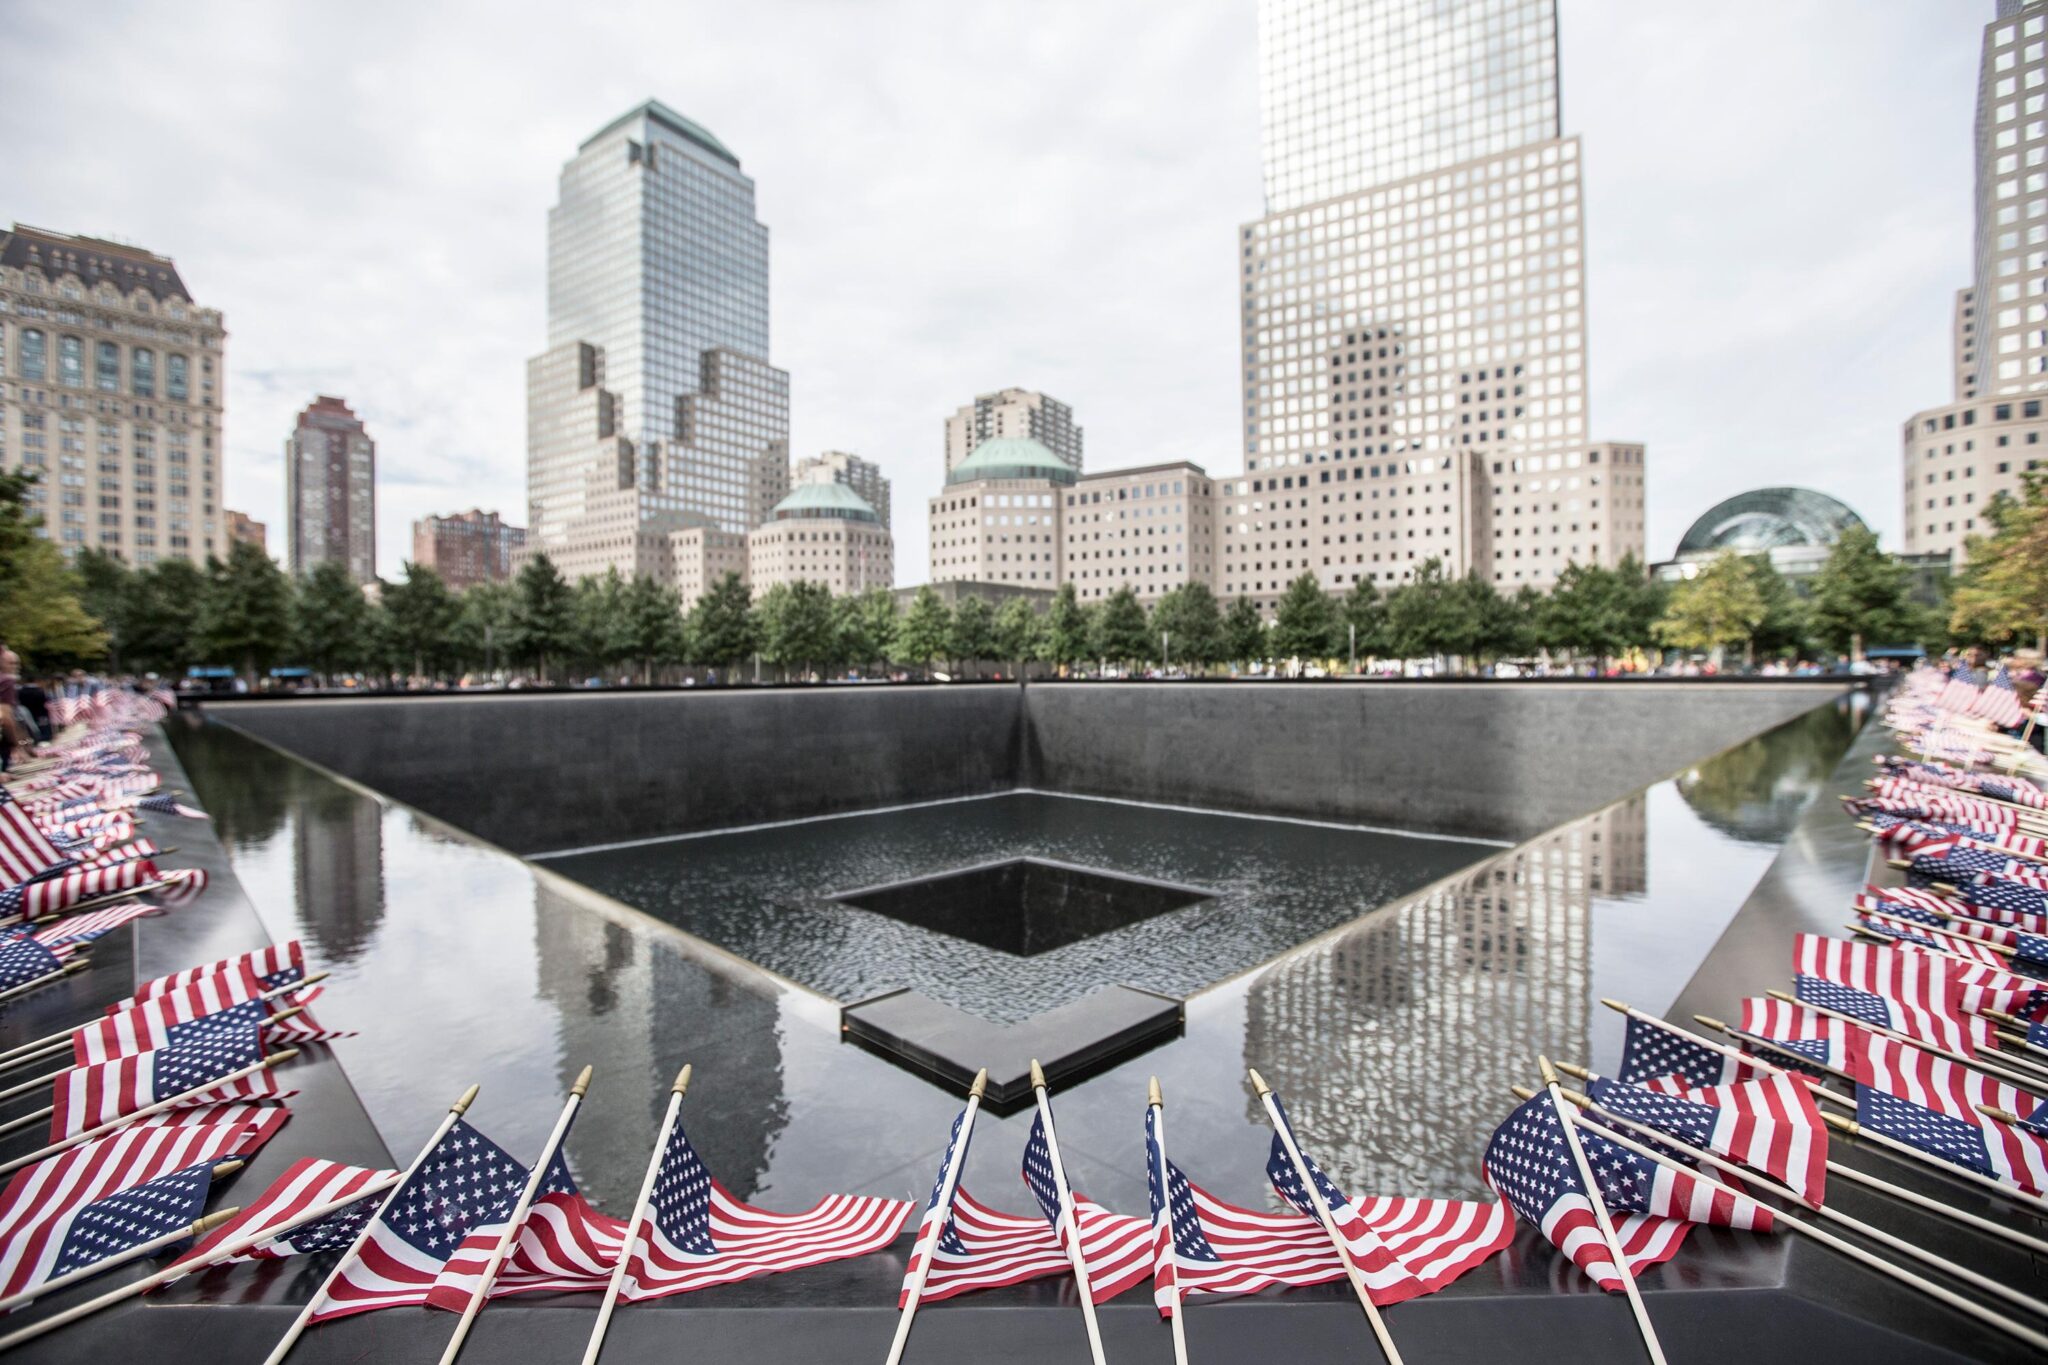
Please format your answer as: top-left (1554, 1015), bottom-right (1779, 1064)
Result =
top-left (842, 985), bottom-right (1185, 1113)
top-left (2, 723), bottom-right (395, 1357)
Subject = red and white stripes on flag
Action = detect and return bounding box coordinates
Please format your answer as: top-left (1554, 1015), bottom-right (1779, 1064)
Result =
top-left (31, 902), bottom-right (164, 957)
top-left (47, 1051), bottom-right (290, 1142)
top-left (1851, 1034), bottom-right (2048, 1195)
top-left (618, 1182), bottom-right (911, 1302)
top-left (899, 1187), bottom-right (1073, 1304)
top-left (180, 1157), bottom-right (398, 1265)
top-left (0, 861), bottom-right (163, 923)
top-left (425, 1189), bottom-right (626, 1307)
top-left (120, 941), bottom-right (308, 1012)
top-left (1793, 934), bottom-right (1979, 1056)
top-left (0, 802), bottom-right (68, 887)
top-left (1646, 1072), bottom-right (1829, 1207)
top-left (74, 992), bottom-right (350, 1066)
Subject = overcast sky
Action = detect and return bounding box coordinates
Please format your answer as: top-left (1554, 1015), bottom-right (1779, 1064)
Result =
top-left (1, 1), bottom-right (1981, 584)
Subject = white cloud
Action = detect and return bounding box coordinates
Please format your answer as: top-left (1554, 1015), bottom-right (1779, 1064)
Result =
top-left (0, 0), bottom-right (1979, 582)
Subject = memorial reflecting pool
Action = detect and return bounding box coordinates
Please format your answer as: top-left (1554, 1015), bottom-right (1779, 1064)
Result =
top-left (170, 693), bottom-right (1863, 1235)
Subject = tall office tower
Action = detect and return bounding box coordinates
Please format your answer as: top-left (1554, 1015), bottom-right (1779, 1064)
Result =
top-left (943, 388), bottom-right (1083, 476)
top-left (793, 450), bottom-right (892, 529)
top-left (1230, 0), bottom-right (1645, 610)
top-left (285, 395), bottom-right (377, 582)
top-left (1903, 1), bottom-right (2048, 565)
top-left (527, 100), bottom-right (790, 585)
top-left (0, 226), bottom-right (226, 564)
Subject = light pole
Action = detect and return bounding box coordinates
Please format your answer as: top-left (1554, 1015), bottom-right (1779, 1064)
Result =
top-left (1161, 630), bottom-right (1170, 676)
top-left (1348, 622), bottom-right (1356, 676)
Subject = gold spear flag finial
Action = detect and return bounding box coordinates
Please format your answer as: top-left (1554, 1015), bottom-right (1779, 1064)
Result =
top-left (1537, 1055), bottom-right (1560, 1087)
top-left (672, 1064), bottom-right (693, 1096)
top-left (191, 1206), bottom-right (242, 1236)
top-left (299, 970), bottom-right (332, 989)
top-left (572, 1064), bottom-right (594, 1098)
top-left (452, 1084), bottom-right (482, 1115)
top-left (269, 1004), bottom-right (308, 1026)
top-left (1148, 1076), bottom-right (1163, 1108)
top-left (969, 1067), bottom-right (988, 1100)
top-left (210, 1160), bottom-right (245, 1180)
top-left (1599, 998), bottom-right (1630, 1014)
top-left (1029, 1059), bottom-right (1047, 1091)
top-left (1556, 1061), bottom-right (1594, 1081)
top-left (1692, 1014), bottom-right (1727, 1032)
top-left (1981, 1104), bottom-right (2025, 1124)
top-left (1819, 1110), bottom-right (1858, 1135)
top-left (262, 1048), bottom-right (302, 1068)
top-left (1247, 1067), bottom-right (1271, 1097)
top-left (1510, 1084), bottom-right (1536, 1101)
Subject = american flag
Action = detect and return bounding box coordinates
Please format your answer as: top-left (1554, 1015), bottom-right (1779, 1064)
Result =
top-left (78, 989), bottom-right (348, 1066)
top-left (1853, 912), bottom-right (2009, 966)
top-left (1957, 873), bottom-right (2048, 925)
top-left (48, 1019), bottom-right (290, 1142)
top-left (1483, 1093), bottom-right (1769, 1293)
top-left (0, 1104), bottom-right (284, 1285)
top-left (1020, 1108), bottom-right (1152, 1303)
top-left (1263, 1095), bottom-right (1512, 1304)
top-left (133, 794), bottom-right (207, 820)
top-left (180, 1157), bottom-right (399, 1267)
top-left (424, 1114), bottom-right (626, 1309)
top-left (0, 860), bottom-right (169, 923)
top-left (1585, 1074), bottom-right (1827, 1207)
top-left (1734, 997), bottom-right (1854, 1078)
top-left (1973, 665), bottom-right (2028, 728)
top-left (120, 941), bottom-right (308, 1012)
top-left (1850, 1034), bottom-right (2048, 1194)
top-left (0, 936), bottom-right (64, 992)
top-left (1939, 664), bottom-right (1984, 711)
top-left (1792, 935), bottom-right (1980, 1055)
top-left (899, 1107), bottom-right (1063, 1304)
top-left (1857, 1088), bottom-right (2048, 1194)
top-left (0, 1160), bottom-right (219, 1302)
top-left (1616, 1014), bottom-right (1728, 1089)
top-left (77, 840), bottom-right (160, 871)
top-left (28, 901), bottom-right (163, 955)
top-left (0, 794), bottom-right (69, 887)
top-left (616, 1112), bottom-right (907, 1302)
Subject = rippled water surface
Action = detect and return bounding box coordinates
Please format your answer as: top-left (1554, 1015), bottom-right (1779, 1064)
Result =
top-left (173, 693), bottom-right (1863, 1223)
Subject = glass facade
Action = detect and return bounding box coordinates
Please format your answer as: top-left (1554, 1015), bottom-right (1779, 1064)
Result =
top-left (1259, 0), bottom-right (1560, 213)
top-left (1973, 2), bottom-right (2048, 395)
top-left (535, 100), bottom-right (781, 549)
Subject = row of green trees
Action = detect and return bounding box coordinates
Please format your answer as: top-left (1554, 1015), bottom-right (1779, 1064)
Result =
top-left (0, 467), bottom-right (1956, 682)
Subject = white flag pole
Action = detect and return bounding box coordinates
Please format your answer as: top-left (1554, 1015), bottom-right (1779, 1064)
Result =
top-left (579, 1063), bottom-right (691, 1365)
top-left (1028, 1060), bottom-right (1106, 1365)
top-left (1250, 1068), bottom-right (1403, 1365)
top-left (884, 1066), bottom-right (987, 1365)
top-left (259, 1083), bottom-right (480, 1365)
top-left (438, 1065), bottom-right (593, 1365)
top-left (1538, 1057), bottom-right (1667, 1365)
top-left (1148, 1077), bottom-right (1190, 1365)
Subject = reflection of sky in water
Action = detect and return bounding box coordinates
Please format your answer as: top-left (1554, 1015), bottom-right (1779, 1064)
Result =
top-left (176, 697), bottom-right (1860, 1233)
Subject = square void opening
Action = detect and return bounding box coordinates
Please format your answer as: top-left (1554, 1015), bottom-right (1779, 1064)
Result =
top-left (831, 858), bottom-right (1214, 956)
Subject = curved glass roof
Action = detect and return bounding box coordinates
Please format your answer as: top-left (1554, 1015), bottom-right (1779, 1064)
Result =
top-left (1674, 487), bottom-right (1866, 556)
top-left (771, 480), bottom-right (879, 523)
top-left (947, 436), bottom-right (1078, 487)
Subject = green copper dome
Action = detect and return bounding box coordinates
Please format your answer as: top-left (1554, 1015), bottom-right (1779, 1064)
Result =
top-left (947, 436), bottom-right (1077, 487)
top-left (771, 480), bottom-right (879, 523)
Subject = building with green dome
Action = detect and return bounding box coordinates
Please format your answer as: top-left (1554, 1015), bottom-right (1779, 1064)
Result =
top-left (749, 479), bottom-right (894, 595)
top-left (930, 437), bottom-right (1075, 589)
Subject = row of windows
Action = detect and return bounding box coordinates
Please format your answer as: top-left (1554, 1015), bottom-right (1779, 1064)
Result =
top-left (5, 330), bottom-right (191, 399)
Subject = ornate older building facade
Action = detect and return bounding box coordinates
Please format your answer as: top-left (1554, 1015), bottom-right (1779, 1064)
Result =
top-left (0, 225), bottom-right (225, 563)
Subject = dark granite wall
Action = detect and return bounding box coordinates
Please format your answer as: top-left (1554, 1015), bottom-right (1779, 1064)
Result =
top-left (209, 681), bottom-right (1848, 852)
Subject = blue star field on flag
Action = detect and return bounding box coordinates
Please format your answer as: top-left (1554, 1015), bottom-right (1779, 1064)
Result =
top-left (1793, 975), bottom-right (1896, 1031)
top-left (1022, 1114), bottom-right (1064, 1231)
top-left (1262, 1096), bottom-right (1351, 1220)
top-left (1857, 1088), bottom-right (1994, 1179)
top-left (380, 1119), bottom-right (527, 1261)
top-left (48, 1161), bottom-right (214, 1280)
top-left (1617, 1015), bottom-right (1726, 1088)
top-left (1144, 1106), bottom-right (1222, 1264)
top-left (647, 1120), bottom-right (718, 1256)
top-left (0, 934), bottom-right (62, 990)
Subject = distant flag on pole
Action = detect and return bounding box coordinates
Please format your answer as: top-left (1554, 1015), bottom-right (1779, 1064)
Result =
top-left (1973, 666), bottom-right (2027, 729)
top-left (1021, 1108), bottom-right (1152, 1303)
top-left (0, 793), bottom-right (71, 888)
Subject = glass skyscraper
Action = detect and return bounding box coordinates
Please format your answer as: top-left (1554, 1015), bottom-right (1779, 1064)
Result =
top-left (528, 100), bottom-right (788, 575)
top-left (1226, 0), bottom-right (1644, 600)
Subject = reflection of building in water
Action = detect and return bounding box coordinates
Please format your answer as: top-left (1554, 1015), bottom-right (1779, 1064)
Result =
top-left (532, 884), bottom-right (786, 1207)
top-left (289, 786), bottom-right (384, 963)
top-left (1244, 812), bottom-right (1612, 1199)
top-left (1586, 793), bottom-right (1647, 897)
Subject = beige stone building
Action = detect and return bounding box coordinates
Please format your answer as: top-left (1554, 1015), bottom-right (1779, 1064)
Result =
top-left (1063, 462), bottom-right (1217, 604)
top-left (943, 389), bottom-right (1082, 476)
top-left (793, 450), bottom-right (891, 531)
top-left (0, 225), bottom-right (225, 564)
top-left (667, 524), bottom-right (750, 603)
top-left (748, 482), bottom-right (893, 595)
top-left (412, 508), bottom-right (525, 590)
top-left (226, 509), bottom-right (266, 552)
top-left (1904, 2), bottom-right (2048, 564)
top-left (928, 437), bottom-right (1073, 588)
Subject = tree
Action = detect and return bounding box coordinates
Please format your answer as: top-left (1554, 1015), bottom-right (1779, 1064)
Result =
top-left (1808, 525), bottom-right (1917, 657)
top-left (895, 585), bottom-right (952, 677)
top-left (1448, 571), bottom-right (1515, 667)
top-left (1222, 596), bottom-right (1266, 666)
top-left (618, 575), bottom-right (685, 683)
top-left (1268, 573), bottom-right (1335, 664)
top-left (948, 594), bottom-right (998, 676)
top-left (450, 582), bottom-right (515, 677)
top-left (505, 553), bottom-right (576, 680)
top-left (0, 471), bottom-right (107, 670)
top-left (1745, 555), bottom-right (1809, 661)
top-left (1041, 583), bottom-right (1092, 670)
top-left (122, 560), bottom-right (205, 676)
top-left (756, 581), bottom-right (838, 679)
top-left (838, 588), bottom-right (898, 676)
top-left (1947, 477), bottom-right (2048, 650)
top-left (1338, 580), bottom-right (1386, 668)
top-left (1654, 551), bottom-right (1768, 664)
top-left (383, 563), bottom-right (462, 680)
top-left (292, 561), bottom-right (373, 682)
top-left (195, 541), bottom-right (292, 682)
top-left (1538, 561), bottom-right (1627, 667)
top-left (72, 548), bottom-right (130, 669)
top-left (993, 595), bottom-right (1042, 676)
top-left (688, 572), bottom-right (757, 674)
top-left (1090, 586), bottom-right (1152, 668)
top-left (1152, 581), bottom-right (1223, 671)
top-left (1382, 558), bottom-right (1454, 663)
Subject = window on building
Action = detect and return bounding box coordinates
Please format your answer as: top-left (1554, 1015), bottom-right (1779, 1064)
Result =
top-left (95, 341), bottom-right (119, 392)
top-left (131, 348), bottom-right (155, 398)
top-left (167, 354), bottom-right (188, 401)
top-left (18, 329), bottom-right (45, 381)
top-left (57, 336), bottom-right (83, 387)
